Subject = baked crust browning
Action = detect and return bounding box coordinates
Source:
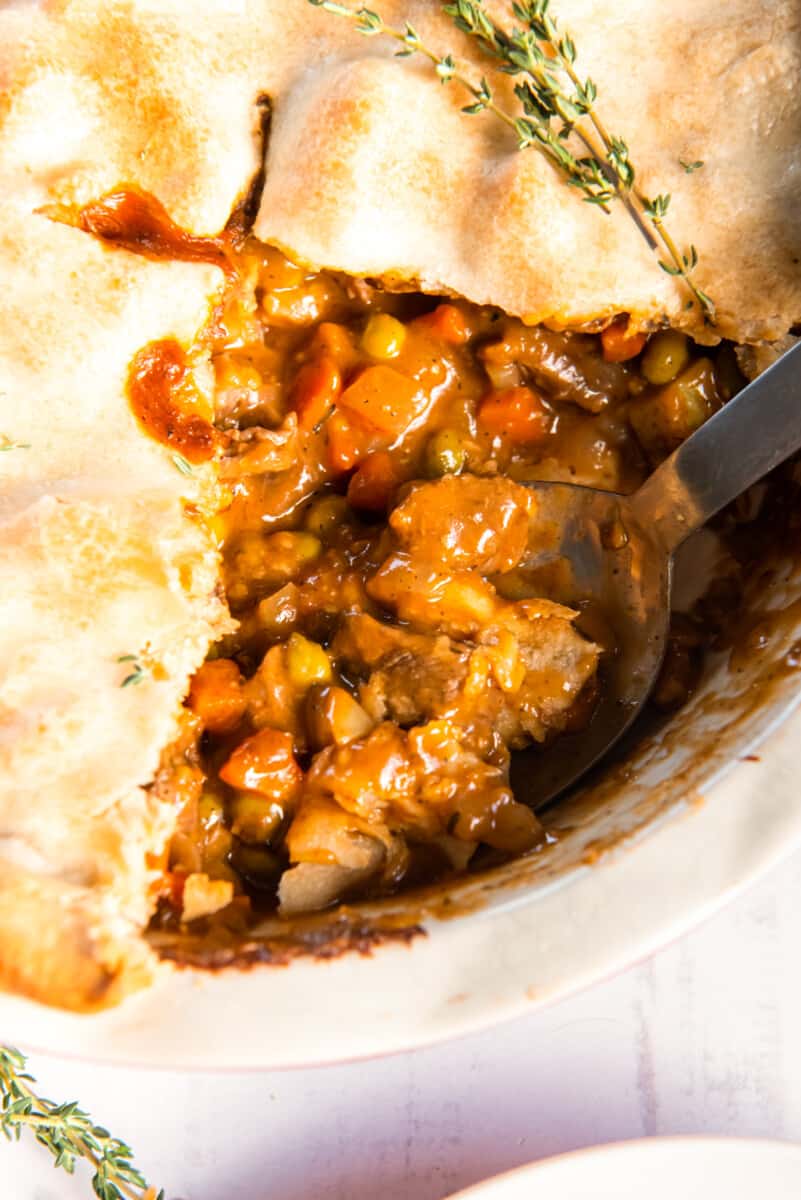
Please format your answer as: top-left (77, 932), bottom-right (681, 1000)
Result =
top-left (0, 1), bottom-right (799, 1008)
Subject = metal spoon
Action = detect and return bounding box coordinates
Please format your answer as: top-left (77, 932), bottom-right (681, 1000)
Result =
top-left (513, 340), bottom-right (801, 809)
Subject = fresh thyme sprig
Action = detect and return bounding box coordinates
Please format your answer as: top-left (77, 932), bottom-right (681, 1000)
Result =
top-left (443, 0), bottom-right (714, 321)
top-left (0, 1046), bottom-right (163, 1200)
top-left (307, 2), bottom-right (615, 205)
top-left (309, 0), bottom-right (714, 322)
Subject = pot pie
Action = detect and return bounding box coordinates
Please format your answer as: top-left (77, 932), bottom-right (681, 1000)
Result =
top-left (1, 0), bottom-right (800, 1011)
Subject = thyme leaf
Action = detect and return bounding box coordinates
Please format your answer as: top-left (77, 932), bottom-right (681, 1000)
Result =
top-left (170, 453), bottom-right (194, 476)
top-left (680, 159), bottom-right (704, 173)
top-left (0, 1046), bottom-right (163, 1200)
top-left (116, 655), bottom-right (148, 688)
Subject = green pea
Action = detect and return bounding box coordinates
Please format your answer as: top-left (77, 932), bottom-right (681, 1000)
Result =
top-left (304, 493), bottom-right (349, 539)
top-left (425, 428), bottom-right (467, 477)
top-left (229, 792), bottom-right (283, 844)
top-left (641, 330), bottom-right (690, 386)
top-left (231, 843), bottom-right (283, 889)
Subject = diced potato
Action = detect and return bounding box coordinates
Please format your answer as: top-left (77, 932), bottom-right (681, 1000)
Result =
top-left (312, 321), bottom-right (358, 369)
top-left (243, 644), bottom-right (304, 741)
top-left (434, 835), bottom-right (477, 872)
top-left (181, 873), bottom-right (234, 923)
top-left (304, 723), bottom-right (417, 824)
top-left (278, 859), bottom-right (380, 915)
top-left (306, 684), bottom-right (375, 749)
top-left (260, 277), bottom-right (337, 326)
top-left (285, 798), bottom-right (387, 868)
top-left (226, 530), bottom-right (321, 604)
top-left (450, 790), bottom-right (541, 853)
top-left (256, 582), bottom-right (300, 638)
top-left (368, 553), bottom-right (499, 637)
top-left (483, 628), bottom-right (526, 693)
top-left (255, 244), bottom-right (308, 292)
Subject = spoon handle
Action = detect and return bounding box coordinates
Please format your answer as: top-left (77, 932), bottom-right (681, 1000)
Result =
top-left (629, 340), bottom-right (801, 554)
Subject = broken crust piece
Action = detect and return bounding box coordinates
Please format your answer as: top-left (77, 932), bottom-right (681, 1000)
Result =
top-left (0, 492), bottom-right (231, 1010)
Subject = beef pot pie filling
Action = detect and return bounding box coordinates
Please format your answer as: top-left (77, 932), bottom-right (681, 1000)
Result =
top-left (139, 233), bottom-right (743, 930)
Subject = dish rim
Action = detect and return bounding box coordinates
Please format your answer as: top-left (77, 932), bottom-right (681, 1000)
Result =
top-left (1, 681), bottom-right (800, 1072)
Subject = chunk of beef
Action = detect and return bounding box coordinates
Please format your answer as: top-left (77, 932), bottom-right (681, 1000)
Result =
top-left (333, 603), bottom-right (600, 748)
top-left (480, 326), bottom-right (631, 413)
top-left (389, 474), bottom-right (534, 574)
top-left (332, 612), bottom-right (470, 725)
top-left (477, 600), bottom-right (601, 746)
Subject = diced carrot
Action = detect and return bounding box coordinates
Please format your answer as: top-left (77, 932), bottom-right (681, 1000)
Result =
top-left (327, 411), bottom-right (369, 473)
top-left (219, 727), bottom-right (302, 801)
top-left (187, 659), bottom-right (247, 734)
top-left (289, 353), bottom-right (341, 430)
top-left (347, 451), bottom-right (399, 512)
top-left (600, 317), bottom-right (647, 363)
top-left (478, 386), bottom-right (551, 444)
top-left (312, 321), bottom-right (358, 369)
top-left (413, 303), bottom-right (471, 346)
top-left (337, 364), bottom-right (422, 437)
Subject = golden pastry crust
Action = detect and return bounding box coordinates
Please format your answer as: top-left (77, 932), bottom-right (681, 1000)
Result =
top-left (6, 2), bottom-right (801, 336)
top-left (0, 7), bottom-right (235, 1009)
top-left (0, 0), bottom-right (799, 1009)
top-left (0, 491), bottom-right (231, 1007)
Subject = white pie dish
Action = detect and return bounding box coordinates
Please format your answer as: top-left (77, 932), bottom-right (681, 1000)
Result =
top-left (2, 523), bottom-right (800, 1069)
top-left (3, 0), bottom-right (801, 1066)
top-left (443, 1138), bottom-right (801, 1200)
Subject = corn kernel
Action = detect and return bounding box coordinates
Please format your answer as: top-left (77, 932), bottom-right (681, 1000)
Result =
top-left (361, 313), bottom-right (407, 360)
top-left (286, 632), bottom-right (333, 689)
top-left (288, 531), bottom-right (323, 564)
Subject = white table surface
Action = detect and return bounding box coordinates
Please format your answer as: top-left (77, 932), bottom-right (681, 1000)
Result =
top-left (6, 844), bottom-right (801, 1200)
